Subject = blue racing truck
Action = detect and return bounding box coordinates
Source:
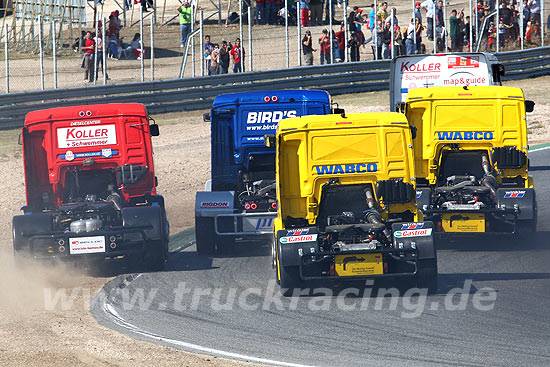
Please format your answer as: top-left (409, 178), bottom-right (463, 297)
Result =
top-left (195, 90), bottom-right (333, 254)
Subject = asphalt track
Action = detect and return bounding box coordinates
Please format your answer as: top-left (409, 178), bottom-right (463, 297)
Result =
top-left (91, 148), bottom-right (550, 367)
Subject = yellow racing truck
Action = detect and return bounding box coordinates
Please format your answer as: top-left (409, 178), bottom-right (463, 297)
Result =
top-left (405, 86), bottom-right (536, 235)
top-left (270, 112), bottom-right (438, 296)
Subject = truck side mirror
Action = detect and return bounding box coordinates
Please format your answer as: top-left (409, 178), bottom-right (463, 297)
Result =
top-left (264, 134), bottom-right (276, 148)
top-left (492, 63), bottom-right (505, 84)
top-left (203, 113), bottom-right (211, 122)
top-left (525, 100), bottom-right (535, 113)
top-left (410, 125), bottom-right (417, 139)
top-left (149, 123), bottom-right (160, 136)
top-left (333, 107), bottom-right (345, 115)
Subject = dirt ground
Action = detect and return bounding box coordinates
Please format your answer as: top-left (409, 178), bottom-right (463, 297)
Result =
top-left (0, 72), bottom-right (548, 366)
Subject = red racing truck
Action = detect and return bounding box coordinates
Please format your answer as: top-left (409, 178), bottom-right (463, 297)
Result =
top-left (12, 103), bottom-right (169, 270)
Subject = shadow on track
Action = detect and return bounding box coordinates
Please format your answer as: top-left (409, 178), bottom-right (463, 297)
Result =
top-left (435, 231), bottom-right (550, 252)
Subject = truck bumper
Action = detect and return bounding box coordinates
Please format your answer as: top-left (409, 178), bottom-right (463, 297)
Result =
top-left (23, 227), bottom-right (150, 261)
top-left (297, 248), bottom-right (419, 282)
top-left (213, 212), bottom-right (277, 236)
top-left (423, 208), bottom-right (520, 234)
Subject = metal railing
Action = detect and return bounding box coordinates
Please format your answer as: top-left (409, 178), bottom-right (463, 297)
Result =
top-left (0, 47), bottom-right (549, 130)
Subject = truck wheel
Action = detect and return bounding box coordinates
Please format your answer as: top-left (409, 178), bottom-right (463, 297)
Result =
top-left (516, 219), bottom-right (537, 241)
top-left (195, 217), bottom-right (216, 255)
top-left (279, 266), bottom-right (303, 297)
top-left (416, 259), bottom-right (438, 294)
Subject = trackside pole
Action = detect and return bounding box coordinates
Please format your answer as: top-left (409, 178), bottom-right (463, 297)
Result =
top-left (344, 1), bottom-right (348, 62)
top-left (140, 5), bottom-right (145, 82)
top-left (297, 2), bottom-right (301, 66)
top-left (4, 24), bottom-right (8, 93)
top-left (285, 0), bottom-right (289, 67)
top-left (496, 3), bottom-right (499, 53)
top-left (248, 6), bottom-right (252, 71)
top-left (239, 0), bottom-right (244, 72)
top-left (412, 0), bottom-right (417, 54)
top-left (151, 16), bottom-right (155, 81)
top-left (433, 3), bottom-right (436, 53)
top-left (200, 11), bottom-right (204, 76)
top-left (374, 0), bottom-right (377, 60)
top-left (103, 18), bottom-right (107, 84)
top-left (469, 0), bottom-right (472, 52)
top-left (329, 0), bottom-right (333, 63)
top-left (390, 7), bottom-right (394, 58)
top-left (53, 20), bottom-right (57, 89)
top-left (39, 15), bottom-right (45, 90)
top-left (94, 8), bottom-right (99, 85)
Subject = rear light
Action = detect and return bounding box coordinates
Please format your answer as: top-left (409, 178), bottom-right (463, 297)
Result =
top-left (485, 220), bottom-right (490, 231)
top-left (264, 96), bottom-right (271, 102)
top-left (272, 96), bottom-right (278, 102)
top-left (329, 264), bottom-right (335, 276)
top-left (244, 203), bottom-right (251, 210)
top-left (437, 221), bottom-right (443, 231)
top-left (271, 202), bottom-right (277, 209)
top-left (110, 243), bottom-right (117, 249)
top-left (474, 196), bottom-right (480, 202)
top-left (383, 262), bottom-right (388, 273)
top-left (58, 245), bottom-right (65, 253)
top-left (250, 203), bottom-right (258, 210)
top-left (109, 235), bottom-right (117, 243)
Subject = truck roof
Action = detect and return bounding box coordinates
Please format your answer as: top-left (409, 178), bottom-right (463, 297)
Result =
top-left (24, 103), bottom-right (148, 127)
top-left (406, 86), bottom-right (524, 101)
top-left (212, 90), bottom-right (331, 107)
top-left (278, 112), bottom-right (409, 133)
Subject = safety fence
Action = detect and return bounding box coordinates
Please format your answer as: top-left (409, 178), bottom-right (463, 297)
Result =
top-left (0, 46), bottom-right (548, 129)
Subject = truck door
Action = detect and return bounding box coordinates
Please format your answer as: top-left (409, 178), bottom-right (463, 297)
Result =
top-left (211, 109), bottom-right (236, 191)
top-left (22, 128), bottom-right (51, 209)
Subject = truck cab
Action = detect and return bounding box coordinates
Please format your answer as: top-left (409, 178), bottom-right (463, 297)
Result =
top-left (13, 103), bottom-right (169, 270)
top-left (405, 86), bottom-right (536, 235)
top-left (195, 90), bottom-right (332, 255)
top-left (390, 53), bottom-right (504, 111)
top-left (273, 113), bottom-right (437, 296)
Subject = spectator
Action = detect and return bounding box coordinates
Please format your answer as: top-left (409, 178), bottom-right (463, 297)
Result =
top-left (72, 31), bottom-right (86, 52)
top-left (324, 0), bottom-right (337, 25)
top-left (421, 0), bottom-right (435, 40)
top-left (299, 0), bottom-right (309, 26)
top-left (414, 1), bottom-right (422, 23)
top-left (435, 0), bottom-right (444, 28)
top-left (528, 0), bottom-right (540, 24)
top-left (230, 38), bottom-right (245, 72)
top-left (394, 25), bottom-right (403, 56)
top-left (204, 35), bottom-right (214, 71)
top-left (415, 18), bottom-right (423, 54)
top-left (94, 30), bottom-right (108, 81)
top-left (463, 16), bottom-right (475, 50)
top-left (385, 8), bottom-right (398, 27)
top-left (498, 18), bottom-right (507, 47)
top-left (107, 32), bottom-right (121, 59)
top-left (349, 31), bottom-right (361, 61)
top-left (80, 31), bottom-right (95, 83)
top-left (219, 41), bottom-right (230, 74)
top-left (374, 18), bottom-right (384, 58)
top-left (256, 0), bottom-right (265, 24)
top-left (405, 18), bottom-right (416, 55)
top-left (319, 29), bottom-right (331, 64)
top-left (525, 16), bottom-right (535, 42)
top-left (377, 2), bottom-right (389, 22)
top-left (450, 8), bottom-right (464, 51)
top-left (178, 0), bottom-right (192, 48)
top-left (128, 33), bottom-right (145, 59)
top-left (335, 24), bottom-right (346, 61)
top-left (368, 4), bottom-right (376, 32)
top-left (381, 22), bottom-right (391, 58)
top-left (302, 30), bottom-right (315, 65)
top-left (265, 0), bottom-right (275, 25)
top-left (141, 0), bottom-right (153, 12)
top-left (522, 0), bottom-right (531, 36)
top-left (309, 0), bottom-right (323, 26)
top-left (487, 20), bottom-right (496, 49)
top-left (108, 14), bottom-right (120, 39)
top-left (210, 44), bottom-right (220, 75)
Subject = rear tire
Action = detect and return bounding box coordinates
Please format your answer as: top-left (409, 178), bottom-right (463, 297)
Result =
top-left (195, 217), bottom-right (216, 255)
top-left (144, 240), bottom-right (167, 272)
top-left (279, 265), bottom-right (303, 297)
top-left (516, 219), bottom-right (537, 241)
top-left (416, 259), bottom-right (438, 294)
top-left (215, 235), bottom-right (235, 255)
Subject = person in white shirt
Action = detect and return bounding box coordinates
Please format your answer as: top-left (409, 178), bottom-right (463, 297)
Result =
top-left (421, 0), bottom-right (435, 40)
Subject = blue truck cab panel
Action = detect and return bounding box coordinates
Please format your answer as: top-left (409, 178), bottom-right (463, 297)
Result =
top-left (209, 90), bottom-right (332, 191)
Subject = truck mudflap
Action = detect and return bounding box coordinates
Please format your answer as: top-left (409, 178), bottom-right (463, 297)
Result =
top-left (277, 223), bottom-right (436, 281)
top-left (214, 212), bottom-right (276, 236)
top-left (24, 226), bottom-right (151, 259)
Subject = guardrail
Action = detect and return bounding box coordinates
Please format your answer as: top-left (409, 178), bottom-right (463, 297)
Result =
top-left (0, 47), bottom-right (549, 130)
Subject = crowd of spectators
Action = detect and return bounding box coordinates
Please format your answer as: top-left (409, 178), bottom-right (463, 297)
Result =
top-left (203, 35), bottom-right (246, 74)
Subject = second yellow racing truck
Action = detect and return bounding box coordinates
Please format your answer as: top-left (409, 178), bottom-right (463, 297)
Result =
top-left (405, 86), bottom-right (536, 235)
top-left (270, 112), bottom-right (437, 296)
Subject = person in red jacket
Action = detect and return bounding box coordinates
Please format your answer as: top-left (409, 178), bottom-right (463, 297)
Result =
top-left (230, 38), bottom-right (245, 73)
top-left (319, 29), bottom-right (331, 64)
top-left (81, 31), bottom-right (95, 82)
top-left (335, 24), bottom-right (345, 61)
